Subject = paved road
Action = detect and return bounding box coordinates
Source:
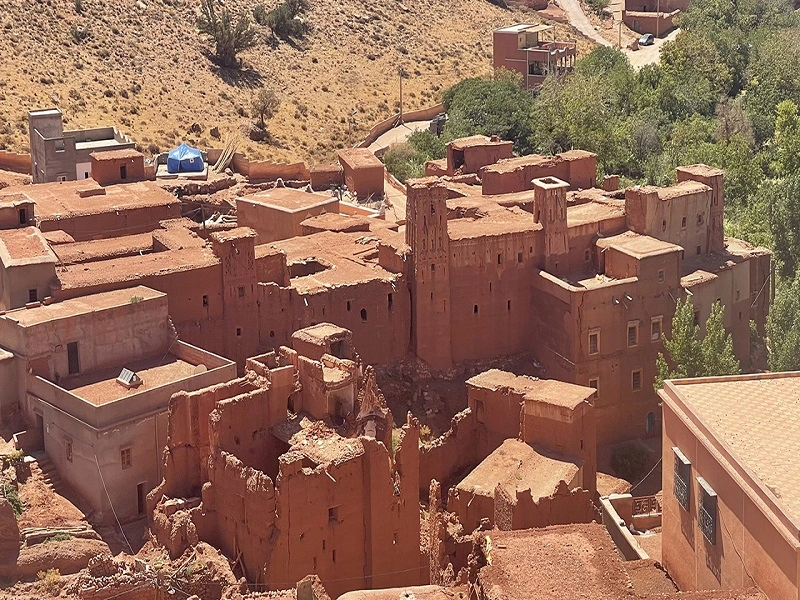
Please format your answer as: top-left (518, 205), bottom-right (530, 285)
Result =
top-left (558, 0), bottom-right (679, 68)
top-left (367, 120), bottom-right (432, 154)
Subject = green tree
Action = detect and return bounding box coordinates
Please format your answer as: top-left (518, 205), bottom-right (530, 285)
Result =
top-left (766, 275), bottom-right (800, 371)
top-left (198, 0), bottom-right (258, 68)
top-left (252, 88), bottom-right (280, 130)
top-left (772, 100), bottom-right (800, 177)
top-left (655, 299), bottom-right (739, 391)
top-left (383, 130), bottom-right (446, 183)
top-left (766, 173), bottom-right (800, 277)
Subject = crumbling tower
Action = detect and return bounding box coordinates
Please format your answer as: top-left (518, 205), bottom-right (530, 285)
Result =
top-left (406, 178), bottom-right (452, 370)
top-left (676, 164), bottom-right (725, 253)
top-left (533, 176), bottom-right (570, 277)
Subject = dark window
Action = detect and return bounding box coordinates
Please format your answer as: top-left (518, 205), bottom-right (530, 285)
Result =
top-left (236, 327), bottom-right (242, 337)
top-left (67, 341), bottom-right (80, 375)
top-left (388, 293), bottom-right (393, 310)
top-left (517, 252), bottom-right (523, 263)
top-left (589, 331), bottom-right (599, 355)
top-left (627, 323), bottom-right (638, 347)
top-left (588, 378), bottom-right (599, 399)
top-left (137, 482), bottom-right (146, 514)
top-left (269, 330), bottom-right (275, 338)
top-left (507, 300), bottom-right (511, 312)
top-left (693, 310), bottom-right (700, 327)
top-left (497, 254), bottom-right (502, 265)
top-left (473, 304), bottom-right (478, 315)
top-left (28, 288), bottom-right (38, 303)
top-left (360, 308), bottom-right (367, 321)
top-left (584, 249), bottom-right (590, 262)
top-left (696, 245), bottom-right (702, 255)
top-left (332, 549), bottom-right (336, 563)
top-left (632, 369), bottom-right (642, 391)
top-left (431, 263), bottom-right (436, 273)
top-left (18, 208), bottom-right (27, 225)
top-left (698, 477), bottom-right (717, 544)
top-left (662, 220), bottom-right (666, 232)
top-left (120, 165), bottom-right (127, 180)
top-left (697, 214), bottom-right (704, 225)
top-left (121, 447), bottom-right (132, 469)
top-left (658, 269), bottom-right (665, 283)
top-left (681, 216), bottom-right (687, 228)
top-left (202, 295), bottom-right (209, 307)
top-left (238, 286), bottom-right (245, 298)
top-left (673, 447), bottom-right (691, 511)
top-left (328, 506), bottom-right (339, 523)
top-left (346, 301), bottom-right (351, 312)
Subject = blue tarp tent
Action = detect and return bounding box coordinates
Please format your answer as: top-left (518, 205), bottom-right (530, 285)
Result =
top-left (167, 143), bottom-right (204, 173)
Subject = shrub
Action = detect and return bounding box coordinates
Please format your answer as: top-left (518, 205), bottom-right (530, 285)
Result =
top-left (586, 0), bottom-right (610, 15)
top-left (37, 569), bottom-right (63, 595)
top-left (70, 24), bottom-right (91, 45)
top-left (266, 0), bottom-right (309, 41)
top-left (253, 3), bottom-right (268, 25)
top-left (251, 88), bottom-right (281, 130)
top-left (1, 482), bottom-right (25, 518)
top-left (43, 533), bottom-right (72, 543)
top-left (74, 0), bottom-right (84, 13)
top-left (198, 0), bottom-right (258, 68)
top-left (0, 449), bottom-right (24, 471)
top-left (129, 295), bottom-right (144, 303)
top-left (610, 443), bottom-right (648, 482)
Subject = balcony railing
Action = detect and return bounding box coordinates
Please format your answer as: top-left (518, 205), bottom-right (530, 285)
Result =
top-left (674, 475), bottom-right (689, 510)
top-left (633, 495), bottom-right (662, 515)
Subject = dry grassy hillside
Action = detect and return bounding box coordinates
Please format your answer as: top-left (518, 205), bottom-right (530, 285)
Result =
top-left (0, 0), bottom-right (589, 164)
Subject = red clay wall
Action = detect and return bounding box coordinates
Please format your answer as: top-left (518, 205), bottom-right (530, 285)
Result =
top-left (0, 151), bottom-right (32, 174)
top-left (38, 203), bottom-right (181, 241)
top-left (419, 409), bottom-right (479, 498)
top-left (90, 155), bottom-right (146, 186)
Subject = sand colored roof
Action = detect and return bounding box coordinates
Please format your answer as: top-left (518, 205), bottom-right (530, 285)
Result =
top-left (567, 196), bottom-right (626, 228)
top-left (446, 196), bottom-right (541, 240)
top-left (269, 230), bottom-right (402, 295)
top-left (457, 439), bottom-right (579, 500)
top-left (677, 164), bottom-right (724, 178)
top-left (300, 212), bottom-right (372, 233)
top-left (1, 286), bottom-right (163, 326)
top-left (89, 148), bottom-right (143, 161)
top-left (597, 231), bottom-right (683, 259)
top-left (467, 369), bottom-right (594, 409)
top-left (559, 149), bottom-right (596, 161)
top-left (0, 192), bottom-right (33, 208)
top-left (338, 586), bottom-right (465, 599)
top-left (63, 353), bottom-right (199, 405)
top-left (237, 188), bottom-right (337, 213)
top-left (476, 524), bottom-right (767, 600)
top-left (481, 153), bottom-right (560, 175)
top-left (54, 232), bottom-right (155, 265)
top-left (449, 135), bottom-right (511, 150)
top-left (1, 180), bottom-right (177, 219)
top-left (293, 322), bottom-right (350, 345)
top-left (665, 373), bottom-right (800, 528)
top-left (0, 226), bottom-right (58, 267)
top-left (338, 148), bottom-right (383, 169)
top-left (656, 179), bottom-right (710, 201)
top-left (56, 247), bottom-right (218, 289)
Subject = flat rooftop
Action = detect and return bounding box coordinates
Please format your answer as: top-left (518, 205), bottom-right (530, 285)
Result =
top-left (90, 148), bottom-right (143, 161)
top-left (495, 23), bottom-right (551, 33)
top-left (681, 237), bottom-right (770, 288)
top-left (477, 524), bottom-right (766, 599)
top-left (446, 197), bottom-right (541, 240)
top-left (62, 354), bottom-right (198, 405)
top-left (467, 369), bottom-right (594, 410)
top-left (567, 196), bottom-right (626, 228)
top-left (56, 247), bottom-right (217, 290)
top-left (55, 232), bottom-right (155, 265)
top-left (449, 135), bottom-right (511, 150)
top-left (338, 148), bottom-right (384, 169)
top-left (238, 187), bottom-right (337, 213)
top-left (0, 227), bottom-right (58, 267)
top-left (0, 192), bottom-right (33, 208)
top-left (75, 138), bottom-right (128, 151)
top-left (597, 231), bottom-right (684, 259)
top-left (665, 372), bottom-right (800, 527)
top-left (457, 439), bottom-right (579, 499)
top-left (267, 229), bottom-right (402, 295)
top-left (1, 286), bottom-right (163, 326)
top-left (0, 180), bottom-right (177, 220)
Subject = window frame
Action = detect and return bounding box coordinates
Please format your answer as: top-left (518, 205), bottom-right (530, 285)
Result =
top-left (588, 377), bottom-right (599, 400)
top-left (588, 329), bottom-right (600, 355)
top-left (627, 321), bottom-right (639, 348)
top-left (651, 315), bottom-right (663, 341)
top-left (673, 447), bottom-right (691, 511)
top-left (631, 369), bottom-right (643, 392)
top-left (120, 447), bottom-right (132, 470)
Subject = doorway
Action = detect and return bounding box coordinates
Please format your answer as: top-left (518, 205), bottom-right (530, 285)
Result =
top-left (645, 411), bottom-right (656, 436)
top-left (35, 413), bottom-right (44, 451)
top-left (137, 482), bottom-right (146, 515)
top-left (120, 165), bottom-right (127, 180)
top-left (67, 342), bottom-right (80, 375)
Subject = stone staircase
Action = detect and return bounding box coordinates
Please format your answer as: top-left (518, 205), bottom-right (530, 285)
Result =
top-left (29, 453), bottom-right (66, 497)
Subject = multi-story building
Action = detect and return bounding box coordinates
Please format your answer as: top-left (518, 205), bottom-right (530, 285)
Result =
top-left (660, 373), bottom-right (800, 599)
top-left (492, 24), bottom-right (578, 88)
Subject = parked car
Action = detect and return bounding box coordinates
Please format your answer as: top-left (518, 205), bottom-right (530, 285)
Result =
top-left (639, 33), bottom-right (655, 46)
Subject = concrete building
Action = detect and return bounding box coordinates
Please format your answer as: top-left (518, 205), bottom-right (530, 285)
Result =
top-left (0, 286), bottom-right (235, 520)
top-left (492, 24), bottom-right (578, 89)
top-left (338, 149), bottom-right (385, 200)
top-left (660, 373), bottom-right (800, 599)
top-left (28, 108), bottom-right (135, 184)
top-left (149, 324), bottom-right (422, 598)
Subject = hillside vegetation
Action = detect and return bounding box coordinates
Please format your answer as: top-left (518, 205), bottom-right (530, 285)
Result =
top-left (0, 0), bottom-right (586, 163)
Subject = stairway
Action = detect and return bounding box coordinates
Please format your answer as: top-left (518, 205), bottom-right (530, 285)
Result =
top-left (30, 453), bottom-right (66, 497)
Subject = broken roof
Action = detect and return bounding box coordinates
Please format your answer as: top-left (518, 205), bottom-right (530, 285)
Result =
top-left (0, 226), bottom-right (58, 267)
top-left (681, 237), bottom-right (771, 288)
top-left (457, 439), bottom-right (580, 500)
top-left (467, 369), bottom-right (594, 410)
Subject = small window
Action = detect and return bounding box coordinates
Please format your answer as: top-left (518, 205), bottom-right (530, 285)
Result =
top-left (697, 477), bottom-right (718, 544)
top-left (507, 300), bottom-right (511, 312)
top-left (328, 506), bottom-right (340, 523)
top-left (332, 549), bottom-right (336, 563)
top-left (584, 248), bottom-right (590, 263)
top-left (28, 288), bottom-right (38, 303)
top-left (67, 341), bottom-right (80, 375)
top-left (673, 447), bottom-right (691, 511)
top-left (120, 165), bottom-right (127, 180)
top-left (431, 263), bottom-right (436, 273)
top-left (475, 399), bottom-right (485, 423)
top-left (202, 295), bottom-right (209, 307)
top-left (346, 301), bottom-right (351, 312)
top-left (588, 378), bottom-right (599, 400)
top-left (121, 447), bottom-right (132, 470)
top-left (651, 316), bottom-right (663, 341)
top-left (473, 304), bottom-right (478, 315)
top-left (84, 172), bottom-right (89, 179)
top-left (693, 310), bottom-right (700, 327)
top-left (65, 439), bottom-right (73, 463)
top-left (497, 254), bottom-right (502, 265)
top-left (588, 330), bottom-right (600, 355)
top-left (662, 219), bottom-right (667, 232)
top-left (238, 286), bottom-right (245, 298)
top-left (360, 308), bottom-right (367, 321)
top-left (696, 245), bottom-right (702, 255)
top-left (517, 252), bottom-right (523, 263)
top-left (627, 322), bottom-right (639, 347)
top-left (658, 269), bottom-right (665, 283)
top-left (18, 208), bottom-right (27, 225)
top-left (388, 293), bottom-right (393, 310)
top-left (632, 369), bottom-right (642, 391)
top-left (236, 327), bottom-right (242, 337)
top-left (681, 216), bottom-right (687, 229)
top-left (735, 289), bottom-right (740, 301)
top-left (697, 213), bottom-right (704, 225)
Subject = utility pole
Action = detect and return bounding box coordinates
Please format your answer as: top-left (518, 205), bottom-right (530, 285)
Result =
top-left (656, 0), bottom-right (660, 38)
top-left (619, 20), bottom-right (622, 48)
top-left (398, 67), bottom-right (407, 124)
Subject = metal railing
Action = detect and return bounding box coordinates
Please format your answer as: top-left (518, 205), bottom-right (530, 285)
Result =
top-left (674, 475), bottom-right (689, 510)
top-left (699, 503), bottom-right (716, 544)
top-left (632, 494), bottom-right (662, 515)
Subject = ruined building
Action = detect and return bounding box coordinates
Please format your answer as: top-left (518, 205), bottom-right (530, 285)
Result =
top-left (149, 324), bottom-right (423, 598)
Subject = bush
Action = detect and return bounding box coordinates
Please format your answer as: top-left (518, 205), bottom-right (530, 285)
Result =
top-left (252, 88), bottom-right (281, 130)
top-left (37, 569), bottom-right (63, 595)
top-left (383, 130), bottom-right (446, 183)
top-left (266, 0), bottom-right (309, 41)
top-left (198, 0), bottom-right (258, 67)
top-left (0, 449), bottom-right (24, 471)
top-left (1, 482), bottom-right (25, 518)
top-left (253, 3), bottom-right (268, 25)
top-left (43, 533), bottom-right (72, 543)
top-left (610, 443), bottom-right (648, 482)
top-left (74, 0), bottom-right (84, 13)
top-left (586, 0), bottom-right (610, 15)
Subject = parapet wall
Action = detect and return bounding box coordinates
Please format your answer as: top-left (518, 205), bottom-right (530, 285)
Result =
top-left (0, 151), bottom-right (31, 175)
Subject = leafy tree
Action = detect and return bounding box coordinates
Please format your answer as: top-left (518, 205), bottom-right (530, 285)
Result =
top-left (766, 275), bottom-right (800, 371)
top-left (772, 100), bottom-right (800, 177)
top-left (266, 0), bottom-right (310, 41)
top-left (383, 130), bottom-right (446, 183)
top-left (766, 174), bottom-right (800, 277)
top-left (442, 71), bottom-right (535, 154)
top-left (655, 299), bottom-right (739, 391)
top-left (252, 88), bottom-right (280, 130)
top-left (198, 0), bottom-right (258, 68)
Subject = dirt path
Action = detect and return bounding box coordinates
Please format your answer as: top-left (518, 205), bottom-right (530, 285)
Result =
top-left (367, 120), bottom-right (433, 154)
